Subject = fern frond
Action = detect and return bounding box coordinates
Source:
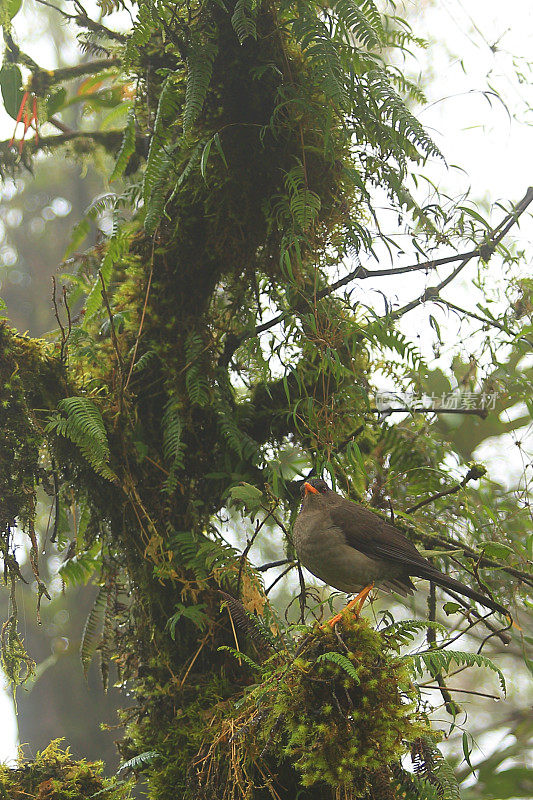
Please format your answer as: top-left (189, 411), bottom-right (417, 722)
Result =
top-left (118, 751), bottom-right (161, 775)
top-left (161, 397), bottom-right (186, 494)
top-left (46, 397), bottom-right (116, 481)
top-left (381, 619), bottom-right (448, 646)
top-left (80, 584), bottom-right (106, 678)
top-left (132, 349), bottom-right (157, 373)
top-left (285, 163), bottom-right (321, 232)
top-left (292, 9), bottom-right (346, 108)
top-left (184, 37), bottom-right (217, 133)
top-left (124, 1), bottom-right (161, 69)
top-left (184, 332), bottom-right (211, 406)
top-left (84, 226), bottom-right (132, 320)
top-left (332, 0), bottom-right (384, 50)
top-left (215, 372), bottom-right (260, 463)
top-left (219, 591), bottom-right (277, 651)
top-left (143, 147), bottom-right (175, 234)
top-left (110, 108), bottom-right (136, 181)
top-left (231, 0), bottom-right (257, 44)
top-left (412, 736), bottom-right (461, 800)
top-left (217, 645), bottom-right (261, 671)
top-left (367, 68), bottom-right (442, 159)
top-left (405, 649), bottom-right (506, 695)
top-left (316, 651), bottom-right (360, 683)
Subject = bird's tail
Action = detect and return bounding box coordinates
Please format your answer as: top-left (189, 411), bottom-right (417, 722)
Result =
top-left (421, 569), bottom-right (509, 619)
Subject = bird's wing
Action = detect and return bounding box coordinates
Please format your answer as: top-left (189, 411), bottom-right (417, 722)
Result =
top-left (328, 501), bottom-right (431, 573)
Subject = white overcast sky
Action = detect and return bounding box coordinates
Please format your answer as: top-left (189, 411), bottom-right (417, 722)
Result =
top-left (0, 0), bottom-right (532, 763)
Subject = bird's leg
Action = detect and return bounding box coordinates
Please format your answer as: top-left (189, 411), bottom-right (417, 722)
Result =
top-left (322, 583), bottom-right (374, 629)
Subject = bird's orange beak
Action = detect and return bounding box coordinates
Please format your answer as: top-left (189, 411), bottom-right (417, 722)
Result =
top-left (304, 482), bottom-right (319, 495)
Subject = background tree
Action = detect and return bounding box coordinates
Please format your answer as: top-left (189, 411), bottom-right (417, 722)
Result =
top-left (0, 2), bottom-right (531, 799)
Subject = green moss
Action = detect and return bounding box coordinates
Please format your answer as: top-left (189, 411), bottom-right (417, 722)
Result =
top-left (0, 740), bottom-right (132, 800)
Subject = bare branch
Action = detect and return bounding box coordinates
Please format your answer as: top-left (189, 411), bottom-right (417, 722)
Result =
top-left (390, 186), bottom-right (533, 320)
top-left (407, 465), bottom-right (486, 514)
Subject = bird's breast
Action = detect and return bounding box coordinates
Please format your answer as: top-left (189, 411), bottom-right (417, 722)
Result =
top-left (293, 508), bottom-right (399, 593)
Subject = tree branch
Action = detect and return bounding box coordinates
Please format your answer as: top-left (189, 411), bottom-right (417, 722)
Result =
top-left (373, 406), bottom-right (489, 419)
top-left (0, 130), bottom-right (144, 162)
top-left (34, 0), bottom-right (126, 41)
top-left (219, 187), bottom-right (533, 368)
top-left (29, 58), bottom-right (121, 95)
top-left (406, 465), bottom-right (486, 514)
top-left (390, 186), bottom-right (533, 320)
top-left (438, 297), bottom-right (533, 348)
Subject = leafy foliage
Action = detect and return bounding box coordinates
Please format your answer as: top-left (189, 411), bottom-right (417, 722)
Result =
top-left (405, 649), bottom-right (506, 695)
top-left (46, 397), bottom-right (116, 481)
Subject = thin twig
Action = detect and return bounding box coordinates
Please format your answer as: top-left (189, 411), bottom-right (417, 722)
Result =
top-left (237, 518), bottom-right (266, 597)
top-left (420, 685), bottom-right (500, 700)
top-left (51, 276), bottom-right (68, 362)
top-left (427, 582), bottom-right (459, 715)
top-left (99, 271), bottom-right (125, 409)
top-left (34, 0), bottom-right (126, 40)
top-left (265, 565), bottom-right (293, 595)
top-left (441, 587), bottom-right (511, 646)
top-left (391, 186), bottom-right (533, 320)
top-left (125, 245), bottom-right (154, 391)
top-left (407, 465), bottom-right (486, 514)
top-left (257, 559), bottom-right (291, 572)
top-left (374, 406), bottom-right (488, 419)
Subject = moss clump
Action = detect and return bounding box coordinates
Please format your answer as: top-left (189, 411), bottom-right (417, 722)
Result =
top-left (0, 739), bottom-right (132, 800)
top-left (177, 615), bottom-right (432, 800)
top-left (265, 616), bottom-right (427, 795)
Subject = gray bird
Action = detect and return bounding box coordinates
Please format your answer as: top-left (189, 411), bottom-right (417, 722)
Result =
top-left (293, 477), bottom-right (508, 619)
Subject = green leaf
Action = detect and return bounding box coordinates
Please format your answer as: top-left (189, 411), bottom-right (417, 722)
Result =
top-left (0, 63), bottom-right (24, 119)
top-left (110, 108), bottom-right (136, 181)
top-left (1, 0), bottom-right (22, 25)
top-left (228, 483), bottom-right (264, 513)
top-left (442, 602), bottom-right (461, 616)
top-left (45, 87), bottom-right (67, 118)
top-left (167, 603), bottom-right (208, 638)
top-left (482, 542), bottom-right (515, 561)
top-left (462, 731), bottom-right (475, 774)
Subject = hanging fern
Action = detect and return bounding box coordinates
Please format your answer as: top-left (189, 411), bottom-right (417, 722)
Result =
top-left (219, 591), bottom-right (278, 651)
top-left (183, 37), bottom-right (218, 134)
top-left (161, 397), bottom-right (186, 494)
top-left (80, 584), bottom-right (107, 678)
top-left (46, 397), bottom-right (116, 482)
top-left (412, 736), bottom-right (461, 800)
top-left (231, 0), bottom-right (258, 44)
top-left (215, 371), bottom-right (260, 463)
top-left (143, 147), bottom-right (176, 234)
top-left (110, 108), bottom-right (136, 182)
top-left (285, 163), bottom-right (321, 233)
top-left (185, 332), bottom-right (210, 406)
top-left (366, 68), bottom-right (442, 159)
top-left (142, 74), bottom-right (183, 232)
top-left (332, 0), bottom-right (384, 50)
top-left (291, 9), bottom-right (346, 108)
top-left (124, 0), bottom-right (162, 68)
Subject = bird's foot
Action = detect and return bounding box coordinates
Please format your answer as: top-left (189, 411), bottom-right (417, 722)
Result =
top-left (321, 583), bottom-right (374, 629)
